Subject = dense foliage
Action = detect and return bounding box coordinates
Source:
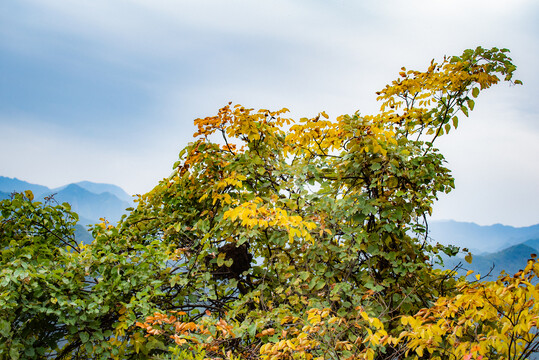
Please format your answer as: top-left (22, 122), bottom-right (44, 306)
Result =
top-left (1, 46), bottom-right (536, 360)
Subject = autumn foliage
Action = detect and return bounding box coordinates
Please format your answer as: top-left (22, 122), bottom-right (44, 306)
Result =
top-left (0, 47), bottom-right (535, 360)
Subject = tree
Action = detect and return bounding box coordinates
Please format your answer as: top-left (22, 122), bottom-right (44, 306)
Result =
top-left (133, 46), bottom-right (522, 359)
top-left (0, 46), bottom-right (528, 359)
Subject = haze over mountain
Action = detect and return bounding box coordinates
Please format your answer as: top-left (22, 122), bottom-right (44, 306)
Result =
top-left (0, 176), bottom-right (50, 198)
top-left (429, 220), bottom-right (539, 280)
top-left (52, 181), bottom-right (132, 203)
top-left (441, 242), bottom-right (538, 280)
top-left (0, 176), bottom-right (132, 226)
top-left (0, 191), bottom-right (10, 201)
top-left (428, 220), bottom-right (539, 254)
top-left (49, 184), bottom-right (132, 225)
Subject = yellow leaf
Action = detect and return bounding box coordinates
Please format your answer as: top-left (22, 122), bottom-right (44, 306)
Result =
top-left (24, 190), bottom-right (34, 201)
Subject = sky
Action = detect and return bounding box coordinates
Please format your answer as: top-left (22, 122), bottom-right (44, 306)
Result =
top-left (1, 0), bottom-right (538, 227)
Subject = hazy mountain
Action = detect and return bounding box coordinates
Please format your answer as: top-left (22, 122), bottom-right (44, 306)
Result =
top-left (0, 176), bottom-right (50, 197)
top-left (429, 220), bottom-right (539, 254)
top-left (442, 243), bottom-right (538, 280)
top-left (53, 181), bottom-right (132, 202)
top-left (0, 191), bottom-right (10, 200)
top-left (523, 239), bottom-right (539, 251)
top-left (74, 224), bottom-right (93, 245)
top-left (41, 184), bottom-right (132, 226)
top-left (1, 176), bottom-right (133, 228)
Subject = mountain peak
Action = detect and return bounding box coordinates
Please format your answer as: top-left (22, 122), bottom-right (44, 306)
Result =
top-left (429, 220), bottom-right (539, 253)
top-left (53, 181), bottom-right (132, 202)
top-left (1, 176), bottom-right (133, 226)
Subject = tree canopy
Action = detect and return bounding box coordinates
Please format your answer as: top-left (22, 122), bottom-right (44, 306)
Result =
top-left (1, 46), bottom-right (536, 360)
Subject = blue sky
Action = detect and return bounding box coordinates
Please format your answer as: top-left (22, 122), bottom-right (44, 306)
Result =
top-left (1, 0), bottom-right (538, 226)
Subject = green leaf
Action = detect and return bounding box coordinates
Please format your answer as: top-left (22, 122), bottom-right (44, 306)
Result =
top-left (461, 105), bottom-right (469, 117)
top-left (314, 280), bottom-right (325, 291)
top-left (452, 116), bottom-right (458, 129)
top-left (308, 277), bottom-right (318, 290)
top-left (216, 254), bottom-right (225, 267)
top-left (472, 87), bottom-right (480, 98)
top-left (467, 99), bottom-right (475, 111)
top-left (145, 337), bottom-right (167, 351)
top-left (0, 319), bottom-right (11, 337)
top-left (248, 323), bottom-right (257, 337)
top-left (299, 271), bottom-right (310, 281)
top-left (371, 162), bottom-right (381, 171)
top-left (10, 347), bottom-right (20, 360)
top-left (80, 331), bottom-right (90, 343)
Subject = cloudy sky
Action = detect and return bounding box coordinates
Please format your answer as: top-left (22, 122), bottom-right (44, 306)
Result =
top-left (1, 0), bottom-right (538, 226)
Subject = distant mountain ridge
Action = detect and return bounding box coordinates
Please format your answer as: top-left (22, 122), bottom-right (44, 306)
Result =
top-left (429, 220), bottom-right (539, 280)
top-left (429, 220), bottom-right (539, 254)
top-left (47, 183), bottom-right (132, 225)
top-left (441, 243), bottom-right (538, 279)
top-left (0, 176), bottom-right (133, 226)
top-left (0, 176), bottom-right (50, 197)
top-left (52, 181), bottom-right (132, 202)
